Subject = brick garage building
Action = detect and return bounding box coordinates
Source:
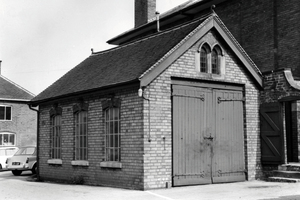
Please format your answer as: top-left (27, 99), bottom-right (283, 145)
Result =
top-left (31, 6), bottom-right (264, 189)
top-left (107, 0), bottom-right (300, 182)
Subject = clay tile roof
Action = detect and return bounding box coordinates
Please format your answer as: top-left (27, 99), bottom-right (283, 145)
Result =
top-left (31, 19), bottom-right (203, 104)
top-left (0, 75), bottom-right (35, 101)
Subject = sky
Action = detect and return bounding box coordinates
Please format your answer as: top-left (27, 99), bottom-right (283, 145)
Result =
top-left (0, 0), bottom-right (187, 96)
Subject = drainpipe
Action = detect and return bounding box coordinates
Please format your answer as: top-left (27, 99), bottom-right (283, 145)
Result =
top-left (28, 104), bottom-right (40, 180)
top-left (156, 11), bottom-right (160, 32)
top-left (138, 87), bottom-right (151, 142)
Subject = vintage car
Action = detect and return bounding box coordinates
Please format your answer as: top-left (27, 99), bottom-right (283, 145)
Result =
top-left (0, 147), bottom-right (19, 169)
top-left (6, 146), bottom-right (37, 176)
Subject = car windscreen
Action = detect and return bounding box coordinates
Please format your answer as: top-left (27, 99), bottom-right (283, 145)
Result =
top-left (15, 147), bottom-right (36, 155)
top-left (0, 148), bottom-right (18, 156)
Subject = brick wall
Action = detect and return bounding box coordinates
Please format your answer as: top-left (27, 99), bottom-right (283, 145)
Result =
top-left (38, 85), bottom-right (145, 190)
top-left (261, 69), bottom-right (300, 164)
top-left (261, 69), bottom-right (297, 103)
top-left (0, 102), bottom-right (37, 147)
top-left (216, 0), bottom-right (300, 76)
top-left (142, 30), bottom-right (261, 189)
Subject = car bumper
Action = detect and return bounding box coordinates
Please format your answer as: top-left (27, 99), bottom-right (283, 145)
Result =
top-left (7, 163), bottom-right (30, 170)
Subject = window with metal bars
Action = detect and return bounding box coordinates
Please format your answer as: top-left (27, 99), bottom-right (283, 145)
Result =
top-left (104, 107), bottom-right (120, 162)
top-left (74, 111), bottom-right (88, 160)
top-left (0, 106), bottom-right (11, 121)
top-left (50, 115), bottom-right (62, 159)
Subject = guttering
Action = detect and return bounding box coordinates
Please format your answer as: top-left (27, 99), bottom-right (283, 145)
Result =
top-left (0, 98), bottom-right (31, 104)
top-left (28, 104), bottom-right (40, 181)
top-left (30, 79), bottom-right (140, 107)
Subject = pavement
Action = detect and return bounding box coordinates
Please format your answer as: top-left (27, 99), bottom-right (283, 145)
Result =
top-left (1, 170), bottom-right (300, 200)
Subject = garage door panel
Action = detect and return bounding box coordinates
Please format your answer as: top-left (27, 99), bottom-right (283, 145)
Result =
top-left (172, 85), bottom-right (212, 185)
top-left (212, 89), bottom-right (245, 183)
top-left (172, 84), bottom-right (245, 186)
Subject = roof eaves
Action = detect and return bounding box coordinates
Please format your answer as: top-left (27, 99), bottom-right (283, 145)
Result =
top-left (0, 98), bottom-right (31, 102)
top-left (108, 0), bottom-right (227, 45)
top-left (30, 79), bottom-right (139, 106)
top-left (0, 75), bottom-right (35, 97)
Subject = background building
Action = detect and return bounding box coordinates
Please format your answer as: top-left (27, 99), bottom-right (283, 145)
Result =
top-left (0, 61), bottom-right (37, 147)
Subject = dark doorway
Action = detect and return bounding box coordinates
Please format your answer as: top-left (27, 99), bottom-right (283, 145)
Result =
top-left (285, 102), bottom-right (298, 163)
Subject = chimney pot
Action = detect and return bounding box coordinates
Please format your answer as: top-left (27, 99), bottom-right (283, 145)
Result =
top-left (135, 0), bottom-right (156, 28)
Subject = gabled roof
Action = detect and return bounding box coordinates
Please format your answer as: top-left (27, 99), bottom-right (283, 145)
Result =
top-left (31, 13), bottom-right (262, 105)
top-left (0, 75), bottom-right (35, 102)
top-left (139, 13), bottom-right (262, 87)
top-left (31, 18), bottom-right (203, 104)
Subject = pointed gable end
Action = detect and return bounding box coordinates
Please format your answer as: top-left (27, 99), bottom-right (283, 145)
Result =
top-left (0, 75), bottom-right (35, 101)
top-left (139, 14), bottom-right (263, 88)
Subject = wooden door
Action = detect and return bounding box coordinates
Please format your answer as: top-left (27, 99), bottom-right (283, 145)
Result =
top-left (260, 102), bottom-right (283, 164)
top-left (172, 84), bottom-right (245, 186)
top-left (172, 85), bottom-right (213, 186)
top-left (212, 89), bottom-right (245, 183)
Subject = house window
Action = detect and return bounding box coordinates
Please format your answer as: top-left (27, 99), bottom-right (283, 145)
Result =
top-left (0, 132), bottom-right (16, 146)
top-left (212, 46), bottom-right (222, 74)
top-left (74, 111), bottom-right (88, 160)
top-left (50, 115), bottom-right (62, 159)
top-left (0, 106), bottom-right (12, 121)
top-left (104, 107), bottom-right (120, 162)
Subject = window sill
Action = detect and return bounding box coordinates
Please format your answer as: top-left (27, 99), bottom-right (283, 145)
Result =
top-left (71, 160), bottom-right (89, 166)
top-left (100, 161), bottom-right (122, 168)
top-left (47, 159), bottom-right (62, 165)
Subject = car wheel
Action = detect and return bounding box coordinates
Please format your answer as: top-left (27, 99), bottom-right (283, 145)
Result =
top-left (12, 170), bottom-right (22, 176)
top-left (31, 164), bottom-right (37, 174)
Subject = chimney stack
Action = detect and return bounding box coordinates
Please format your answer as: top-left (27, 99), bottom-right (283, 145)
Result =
top-left (135, 0), bottom-right (156, 28)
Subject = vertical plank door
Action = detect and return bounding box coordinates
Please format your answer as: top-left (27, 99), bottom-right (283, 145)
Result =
top-left (212, 89), bottom-right (245, 183)
top-left (172, 85), bottom-right (213, 186)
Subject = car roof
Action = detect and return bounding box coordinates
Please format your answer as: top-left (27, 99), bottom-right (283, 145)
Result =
top-left (0, 146), bottom-right (18, 149)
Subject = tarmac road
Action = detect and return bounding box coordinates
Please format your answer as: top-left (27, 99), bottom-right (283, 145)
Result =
top-left (1, 170), bottom-right (300, 200)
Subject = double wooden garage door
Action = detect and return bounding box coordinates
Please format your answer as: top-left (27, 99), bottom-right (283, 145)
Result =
top-left (172, 84), bottom-right (245, 186)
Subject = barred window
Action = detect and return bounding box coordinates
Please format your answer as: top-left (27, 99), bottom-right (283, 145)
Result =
top-left (74, 111), bottom-right (88, 160)
top-left (104, 107), bottom-right (120, 162)
top-left (50, 115), bottom-right (62, 159)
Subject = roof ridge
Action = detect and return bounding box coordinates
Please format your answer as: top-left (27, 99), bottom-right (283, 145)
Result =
top-left (148, 0), bottom-right (203, 23)
top-left (0, 75), bottom-right (35, 97)
top-left (91, 15), bottom-right (210, 58)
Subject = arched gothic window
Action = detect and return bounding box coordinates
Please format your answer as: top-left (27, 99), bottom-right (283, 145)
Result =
top-left (197, 43), bottom-right (223, 76)
top-left (200, 44), bottom-right (210, 73)
top-left (212, 46), bottom-right (222, 75)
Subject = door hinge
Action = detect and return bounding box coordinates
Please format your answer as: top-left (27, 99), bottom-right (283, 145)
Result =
top-left (217, 97), bottom-right (245, 104)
